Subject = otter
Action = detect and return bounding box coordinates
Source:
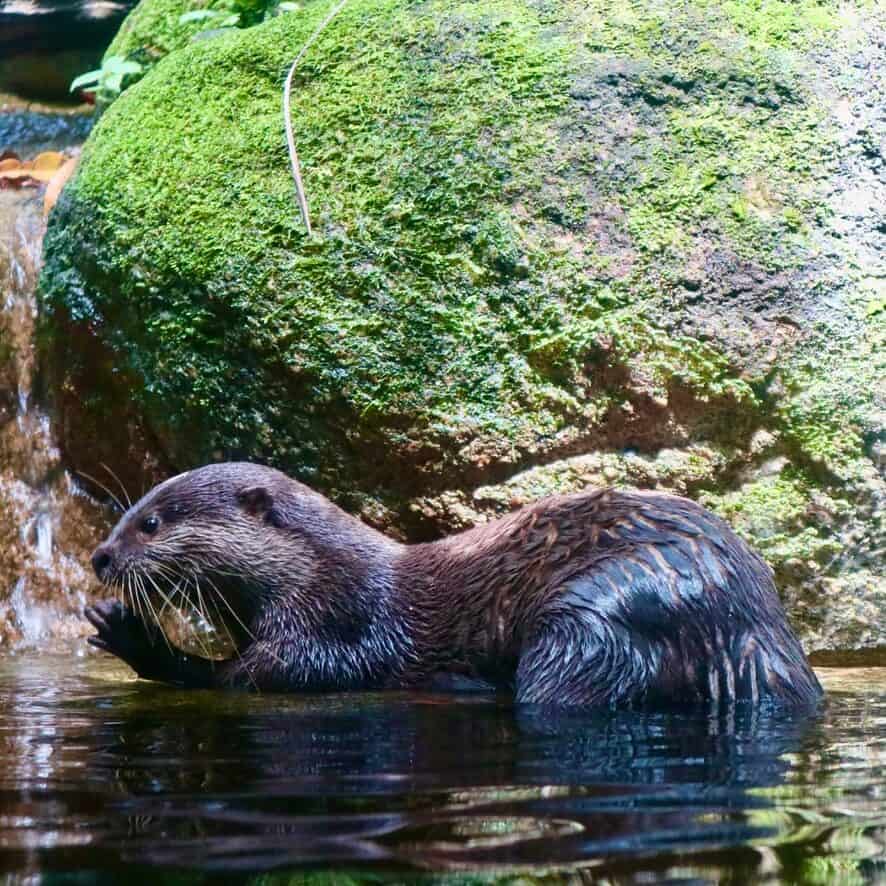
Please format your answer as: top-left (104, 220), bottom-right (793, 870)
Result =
top-left (84, 462), bottom-right (822, 708)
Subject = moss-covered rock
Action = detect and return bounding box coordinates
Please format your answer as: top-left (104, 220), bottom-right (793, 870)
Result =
top-left (103, 0), bottom-right (208, 68)
top-left (103, 0), bottom-right (286, 77)
top-left (41, 0), bottom-right (885, 651)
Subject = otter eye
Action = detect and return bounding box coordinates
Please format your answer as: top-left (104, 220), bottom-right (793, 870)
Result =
top-left (140, 515), bottom-right (160, 535)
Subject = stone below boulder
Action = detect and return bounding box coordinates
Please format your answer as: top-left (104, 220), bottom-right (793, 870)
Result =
top-left (40, 0), bottom-right (885, 652)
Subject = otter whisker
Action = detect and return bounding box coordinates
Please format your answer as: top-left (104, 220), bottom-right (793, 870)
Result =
top-left (131, 572), bottom-right (146, 622)
top-left (180, 575), bottom-right (217, 661)
top-left (199, 571), bottom-right (257, 644)
top-left (168, 570), bottom-right (209, 630)
top-left (132, 572), bottom-right (148, 624)
top-left (128, 572), bottom-right (146, 625)
top-left (136, 572), bottom-right (173, 654)
top-left (191, 573), bottom-right (235, 660)
top-left (76, 469), bottom-right (126, 513)
top-left (146, 570), bottom-right (214, 660)
top-left (188, 574), bottom-right (210, 627)
top-left (201, 571), bottom-right (286, 670)
top-left (145, 562), bottom-right (187, 614)
top-left (204, 587), bottom-right (234, 650)
top-left (150, 560), bottom-right (177, 580)
top-left (150, 568), bottom-right (192, 624)
top-left (145, 570), bottom-right (180, 622)
top-left (155, 565), bottom-right (204, 610)
top-left (100, 461), bottom-right (133, 509)
top-left (149, 561), bottom-right (183, 592)
top-left (188, 573), bottom-right (229, 649)
top-left (192, 571), bottom-right (260, 690)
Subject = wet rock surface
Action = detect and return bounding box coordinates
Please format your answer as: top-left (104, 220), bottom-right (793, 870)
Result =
top-left (0, 186), bottom-right (110, 646)
top-left (40, 0), bottom-right (885, 651)
top-left (0, 107), bottom-right (94, 155)
top-left (0, 101), bottom-right (112, 646)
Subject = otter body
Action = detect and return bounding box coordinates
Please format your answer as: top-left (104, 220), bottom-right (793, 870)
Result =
top-left (86, 463), bottom-right (822, 708)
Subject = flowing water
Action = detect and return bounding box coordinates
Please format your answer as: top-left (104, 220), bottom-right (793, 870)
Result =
top-left (0, 110), bottom-right (108, 649)
top-left (3, 98), bottom-right (886, 886)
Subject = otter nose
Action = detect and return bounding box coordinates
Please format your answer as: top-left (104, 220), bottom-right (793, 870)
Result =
top-left (91, 546), bottom-right (113, 579)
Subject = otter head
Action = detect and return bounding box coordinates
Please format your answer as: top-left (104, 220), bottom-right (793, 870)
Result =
top-left (90, 462), bottom-right (314, 621)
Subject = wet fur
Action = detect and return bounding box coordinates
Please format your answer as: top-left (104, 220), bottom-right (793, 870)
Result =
top-left (86, 462), bottom-right (823, 708)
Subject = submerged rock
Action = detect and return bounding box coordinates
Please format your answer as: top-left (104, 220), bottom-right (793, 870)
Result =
top-left (41, 0), bottom-right (885, 652)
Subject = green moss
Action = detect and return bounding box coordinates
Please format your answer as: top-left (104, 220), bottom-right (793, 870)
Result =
top-left (798, 855), bottom-right (866, 886)
top-left (710, 0), bottom-right (840, 49)
top-left (104, 0), bottom-right (288, 79)
top-left (646, 101), bottom-right (830, 264)
top-left (776, 289), bottom-right (884, 475)
top-left (705, 470), bottom-right (844, 563)
top-left (48, 0), bottom-right (591, 487)
top-left (42, 0), bottom-right (877, 529)
top-left (104, 0), bottom-right (217, 64)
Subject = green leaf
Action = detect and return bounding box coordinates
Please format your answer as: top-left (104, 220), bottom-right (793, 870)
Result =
top-left (179, 9), bottom-right (220, 22)
top-left (104, 72), bottom-right (126, 93)
top-left (69, 70), bottom-right (102, 92)
top-left (191, 26), bottom-right (239, 41)
top-left (102, 57), bottom-right (143, 77)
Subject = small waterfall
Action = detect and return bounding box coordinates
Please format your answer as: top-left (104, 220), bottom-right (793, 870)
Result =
top-left (0, 152), bottom-right (108, 649)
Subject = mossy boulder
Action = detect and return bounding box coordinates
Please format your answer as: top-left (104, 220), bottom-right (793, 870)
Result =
top-left (104, 0), bottom-right (216, 63)
top-left (41, 0), bottom-right (885, 651)
top-left (102, 0), bottom-right (285, 78)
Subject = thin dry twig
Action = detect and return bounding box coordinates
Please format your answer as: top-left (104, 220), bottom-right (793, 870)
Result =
top-left (282, 0), bottom-right (349, 236)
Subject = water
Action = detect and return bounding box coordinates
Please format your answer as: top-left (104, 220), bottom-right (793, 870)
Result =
top-left (0, 656), bottom-right (883, 883)
top-left (0, 112), bottom-right (93, 155)
top-left (0, 128), bottom-right (109, 649)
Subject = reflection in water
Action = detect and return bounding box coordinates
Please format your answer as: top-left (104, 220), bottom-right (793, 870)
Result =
top-left (2, 656), bottom-right (886, 883)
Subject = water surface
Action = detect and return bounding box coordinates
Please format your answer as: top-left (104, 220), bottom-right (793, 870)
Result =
top-left (1, 654), bottom-right (885, 883)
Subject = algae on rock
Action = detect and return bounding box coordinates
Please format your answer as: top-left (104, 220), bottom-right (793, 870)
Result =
top-left (41, 0), bottom-right (885, 652)
top-left (103, 0), bottom-right (290, 80)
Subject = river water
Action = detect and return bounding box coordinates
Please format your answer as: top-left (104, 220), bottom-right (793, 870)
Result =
top-left (0, 657), bottom-right (884, 882)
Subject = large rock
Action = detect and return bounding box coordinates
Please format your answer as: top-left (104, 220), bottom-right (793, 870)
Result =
top-left (40, 0), bottom-right (885, 652)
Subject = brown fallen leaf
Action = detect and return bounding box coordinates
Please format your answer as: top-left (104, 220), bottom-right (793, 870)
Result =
top-left (43, 156), bottom-right (79, 216)
top-left (31, 151), bottom-right (66, 181)
top-left (0, 151), bottom-right (71, 192)
top-left (0, 160), bottom-right (36, 182)
top-left (0, 176), bottom-right (41, 190)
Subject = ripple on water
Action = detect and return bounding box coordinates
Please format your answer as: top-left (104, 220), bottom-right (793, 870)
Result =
top-left (1, 654), bottom-right (886, 882)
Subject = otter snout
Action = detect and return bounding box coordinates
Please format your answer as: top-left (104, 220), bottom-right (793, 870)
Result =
top-left (91, 545), bottom-right (114, 581)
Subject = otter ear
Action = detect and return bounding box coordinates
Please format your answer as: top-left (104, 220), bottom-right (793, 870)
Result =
top-left (237, 485), bottom-right (273, 517)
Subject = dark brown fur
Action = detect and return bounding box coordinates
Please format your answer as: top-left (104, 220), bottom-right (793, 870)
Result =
top-left (85, 462), bottom-right (822, 708)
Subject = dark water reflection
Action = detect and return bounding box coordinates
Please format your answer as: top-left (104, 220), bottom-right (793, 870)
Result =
top-left (1, 654), bottom-right (885, 883)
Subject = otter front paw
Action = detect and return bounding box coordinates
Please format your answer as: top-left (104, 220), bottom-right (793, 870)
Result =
top-left (85, 600), bottom-right (164, 679)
